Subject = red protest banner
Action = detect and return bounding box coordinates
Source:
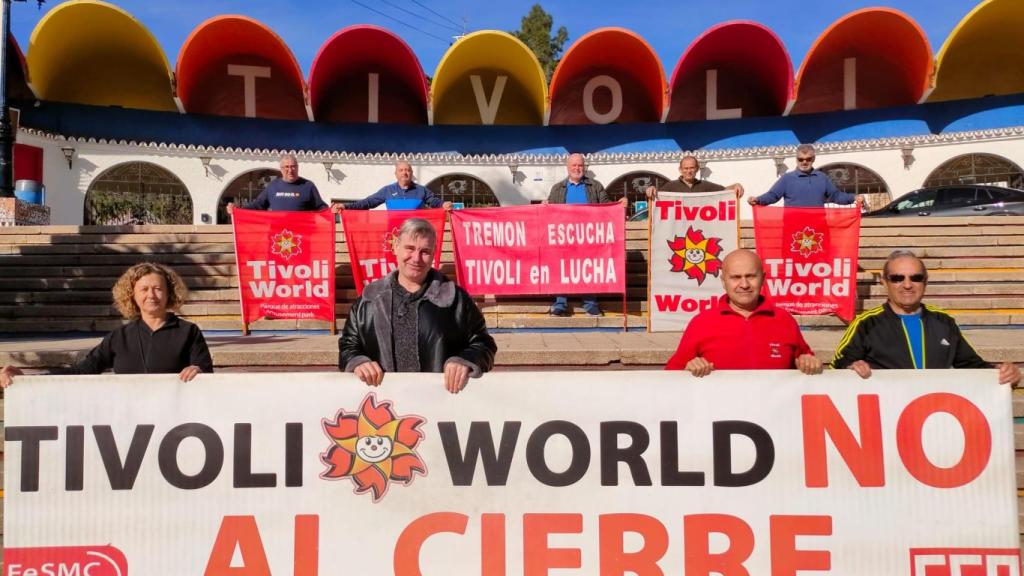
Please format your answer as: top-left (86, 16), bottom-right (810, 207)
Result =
top-left (342, 209), bottom-right (447, 295)
top-left (753, 206), bottom-right (861, 321)
top-left (450, 203), bottom-right (625, 295)
top-left (232, 208), bottom-right (336, 326)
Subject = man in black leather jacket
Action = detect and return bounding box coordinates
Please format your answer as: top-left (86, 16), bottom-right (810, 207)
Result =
top-left (339, 218), bottom-right (497, 393)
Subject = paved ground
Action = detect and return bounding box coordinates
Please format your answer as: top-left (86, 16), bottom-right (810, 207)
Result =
top-left (1, 328), bottom-right (1022, 369)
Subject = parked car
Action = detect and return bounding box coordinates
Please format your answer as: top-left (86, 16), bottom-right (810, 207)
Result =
top-left (864, 185), bottom-right (1024, 217)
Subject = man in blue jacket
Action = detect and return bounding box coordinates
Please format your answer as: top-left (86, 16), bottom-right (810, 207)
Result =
top-left (341, 161), bottom-right (450, 211)
top-left (227, 154), bottom-right (340, 213)
top-left (748, 144), bottom-right (865, 208)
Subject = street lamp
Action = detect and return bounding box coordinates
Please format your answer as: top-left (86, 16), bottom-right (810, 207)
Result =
top-left (0, 0), bottom-right (45, 198)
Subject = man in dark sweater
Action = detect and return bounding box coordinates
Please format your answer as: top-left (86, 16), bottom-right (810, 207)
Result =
top-left (227, 154), bottom-right (340, 213)
top-left (645, 155), bottom-right (744, 201)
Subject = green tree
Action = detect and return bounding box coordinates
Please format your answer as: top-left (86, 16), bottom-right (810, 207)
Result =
top-left (510, 4), bottom-right (568, 81)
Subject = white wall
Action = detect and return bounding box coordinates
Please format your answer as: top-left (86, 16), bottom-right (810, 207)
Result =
top-left (20, 130), bottom-right (1024, 225)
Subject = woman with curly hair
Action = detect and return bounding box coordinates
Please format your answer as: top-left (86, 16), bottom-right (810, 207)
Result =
top-left (1, 262), bottom-right (213, 387)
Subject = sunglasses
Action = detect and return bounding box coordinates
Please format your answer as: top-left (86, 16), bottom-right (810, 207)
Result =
top-left (886, 274), bottom-right (926, 283)
top-left (796, 157), bottom-right (816, 163)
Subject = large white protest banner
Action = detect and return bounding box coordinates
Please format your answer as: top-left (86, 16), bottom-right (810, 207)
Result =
top-left (4, 370), bottom-right (1018, 575)
top-left (648, 190), bottom-right (740, 332)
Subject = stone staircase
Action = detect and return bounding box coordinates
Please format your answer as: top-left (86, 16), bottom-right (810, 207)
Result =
top-left (0, 217), bottom-right (1022, 332)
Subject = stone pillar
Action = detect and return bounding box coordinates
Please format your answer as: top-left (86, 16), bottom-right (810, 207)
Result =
top-left (0, 197), bottom-right (50, 225)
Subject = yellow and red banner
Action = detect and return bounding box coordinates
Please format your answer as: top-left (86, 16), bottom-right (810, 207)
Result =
top-left (342, 208), bottom-right (446, 295)
top-left (232, 208), bottom-right (336, 324)
top-left (648, 191), bottom-right (740, 332)
top-left (754, 206), bottom-right (861, 321)
top-left (449, 203), bottom-right (625, 295)
top-left (3, 370), bottom-right (1018, 574)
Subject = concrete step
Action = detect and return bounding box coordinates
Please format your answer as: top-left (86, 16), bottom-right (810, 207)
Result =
top-left (0, 264), bottom-right (238, 278)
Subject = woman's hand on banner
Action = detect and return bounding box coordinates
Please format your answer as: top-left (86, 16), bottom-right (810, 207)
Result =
top-left (728, 183), bottom-right (745, 198)
top-left (795, 354), bottom-right (823, 375)
top-left (354, 361), bottom-right (385, 386)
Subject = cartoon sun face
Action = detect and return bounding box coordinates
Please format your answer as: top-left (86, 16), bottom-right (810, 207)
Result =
top-left (356, 435), bottom-right (394, 463)
top-left (270, 229), bottom-right (302, 260)
top-left (668, 227), bottom-right (723, 285)
top-left (321, 394), bottom-right (426, 502)
top-left (790, 226), bottom-right (824, 257)
top-left (685, 247), bottom-right (706, 265)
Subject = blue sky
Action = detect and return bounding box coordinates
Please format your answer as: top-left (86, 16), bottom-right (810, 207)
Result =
top-left (11, 0), bottom-right (981, 76)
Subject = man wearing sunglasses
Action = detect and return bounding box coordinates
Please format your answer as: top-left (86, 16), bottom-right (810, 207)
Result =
top-left (748, 144), bottom-right (865, 208)
top-left (831, 250), bottom-right (1021, 386)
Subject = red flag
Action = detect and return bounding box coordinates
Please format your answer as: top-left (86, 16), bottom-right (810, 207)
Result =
top-left (342, 209), bottom-right (447, 295)
top-left (232, 208), bottom-right (336, 324)
top-left (450, 203), bottom-right (625, 295)
top-left (753, 206), bottom-right (861, 321)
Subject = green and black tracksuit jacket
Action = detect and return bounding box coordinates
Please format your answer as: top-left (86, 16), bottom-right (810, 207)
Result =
top-left (831, 302), bottom-right (990, 370)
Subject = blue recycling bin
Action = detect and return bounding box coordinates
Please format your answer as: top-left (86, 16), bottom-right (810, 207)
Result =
top-left (14, 180), bottom-right (45, 205)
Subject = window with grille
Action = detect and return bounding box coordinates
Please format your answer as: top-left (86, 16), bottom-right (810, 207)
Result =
top-left (216, 169), bottom-right (282, 223)
top-left (85, 162), bottom-right (193, 225)
top-left (425, 174), bottom-right (499, 208)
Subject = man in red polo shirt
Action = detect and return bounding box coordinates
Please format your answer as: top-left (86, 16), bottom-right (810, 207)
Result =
top-left (665, 249), bottom-right (823, 376)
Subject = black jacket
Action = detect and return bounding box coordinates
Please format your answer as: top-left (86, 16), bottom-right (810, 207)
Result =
top-left (831, 302), bottom-right (989, 370)
top-left (66, 314), bottom-right (213, 374)
top-left (339, 270), bottom-right (497, 375)
top-left (547, 176), bottom-right (609, 204)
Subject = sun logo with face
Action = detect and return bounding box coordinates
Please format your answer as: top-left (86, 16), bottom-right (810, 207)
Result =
top-left (790, 226), bottom-right (824, 257)
top-left (320, 394), bottom-right (426, 502)
top-left (270, 229), bottom-right (302, 260)
top-left (382, 226), bottom-right (401, 253)
top-left (667, 227), bottom-right (723, 285)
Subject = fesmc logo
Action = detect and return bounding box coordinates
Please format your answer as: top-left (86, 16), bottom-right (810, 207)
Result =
top-left (320, 394), bottom-right (427, 501)
top-left (790, 226), bottom-right (824, 258)
top-left (271, 228), bottom-right (302, 260)
top-left (667, 226), bottom-right (723, 285)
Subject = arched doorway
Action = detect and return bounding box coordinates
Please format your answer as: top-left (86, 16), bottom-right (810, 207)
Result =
top-left (216, 169), bottom-right (281, 224)
top-left (924, 153), bottom-right (1024, 189)
top-left (819, 163), bottom-right (891, 211)
top-left (424, 174), bottom-right (499, 208)
top-left (605, 171), bottom-right (669, 218)
top-left (84, 162), bottom-right (192, 225)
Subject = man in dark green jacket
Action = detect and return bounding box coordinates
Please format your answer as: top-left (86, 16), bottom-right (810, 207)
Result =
top-left (544, 153), bottom-right (623, 317)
